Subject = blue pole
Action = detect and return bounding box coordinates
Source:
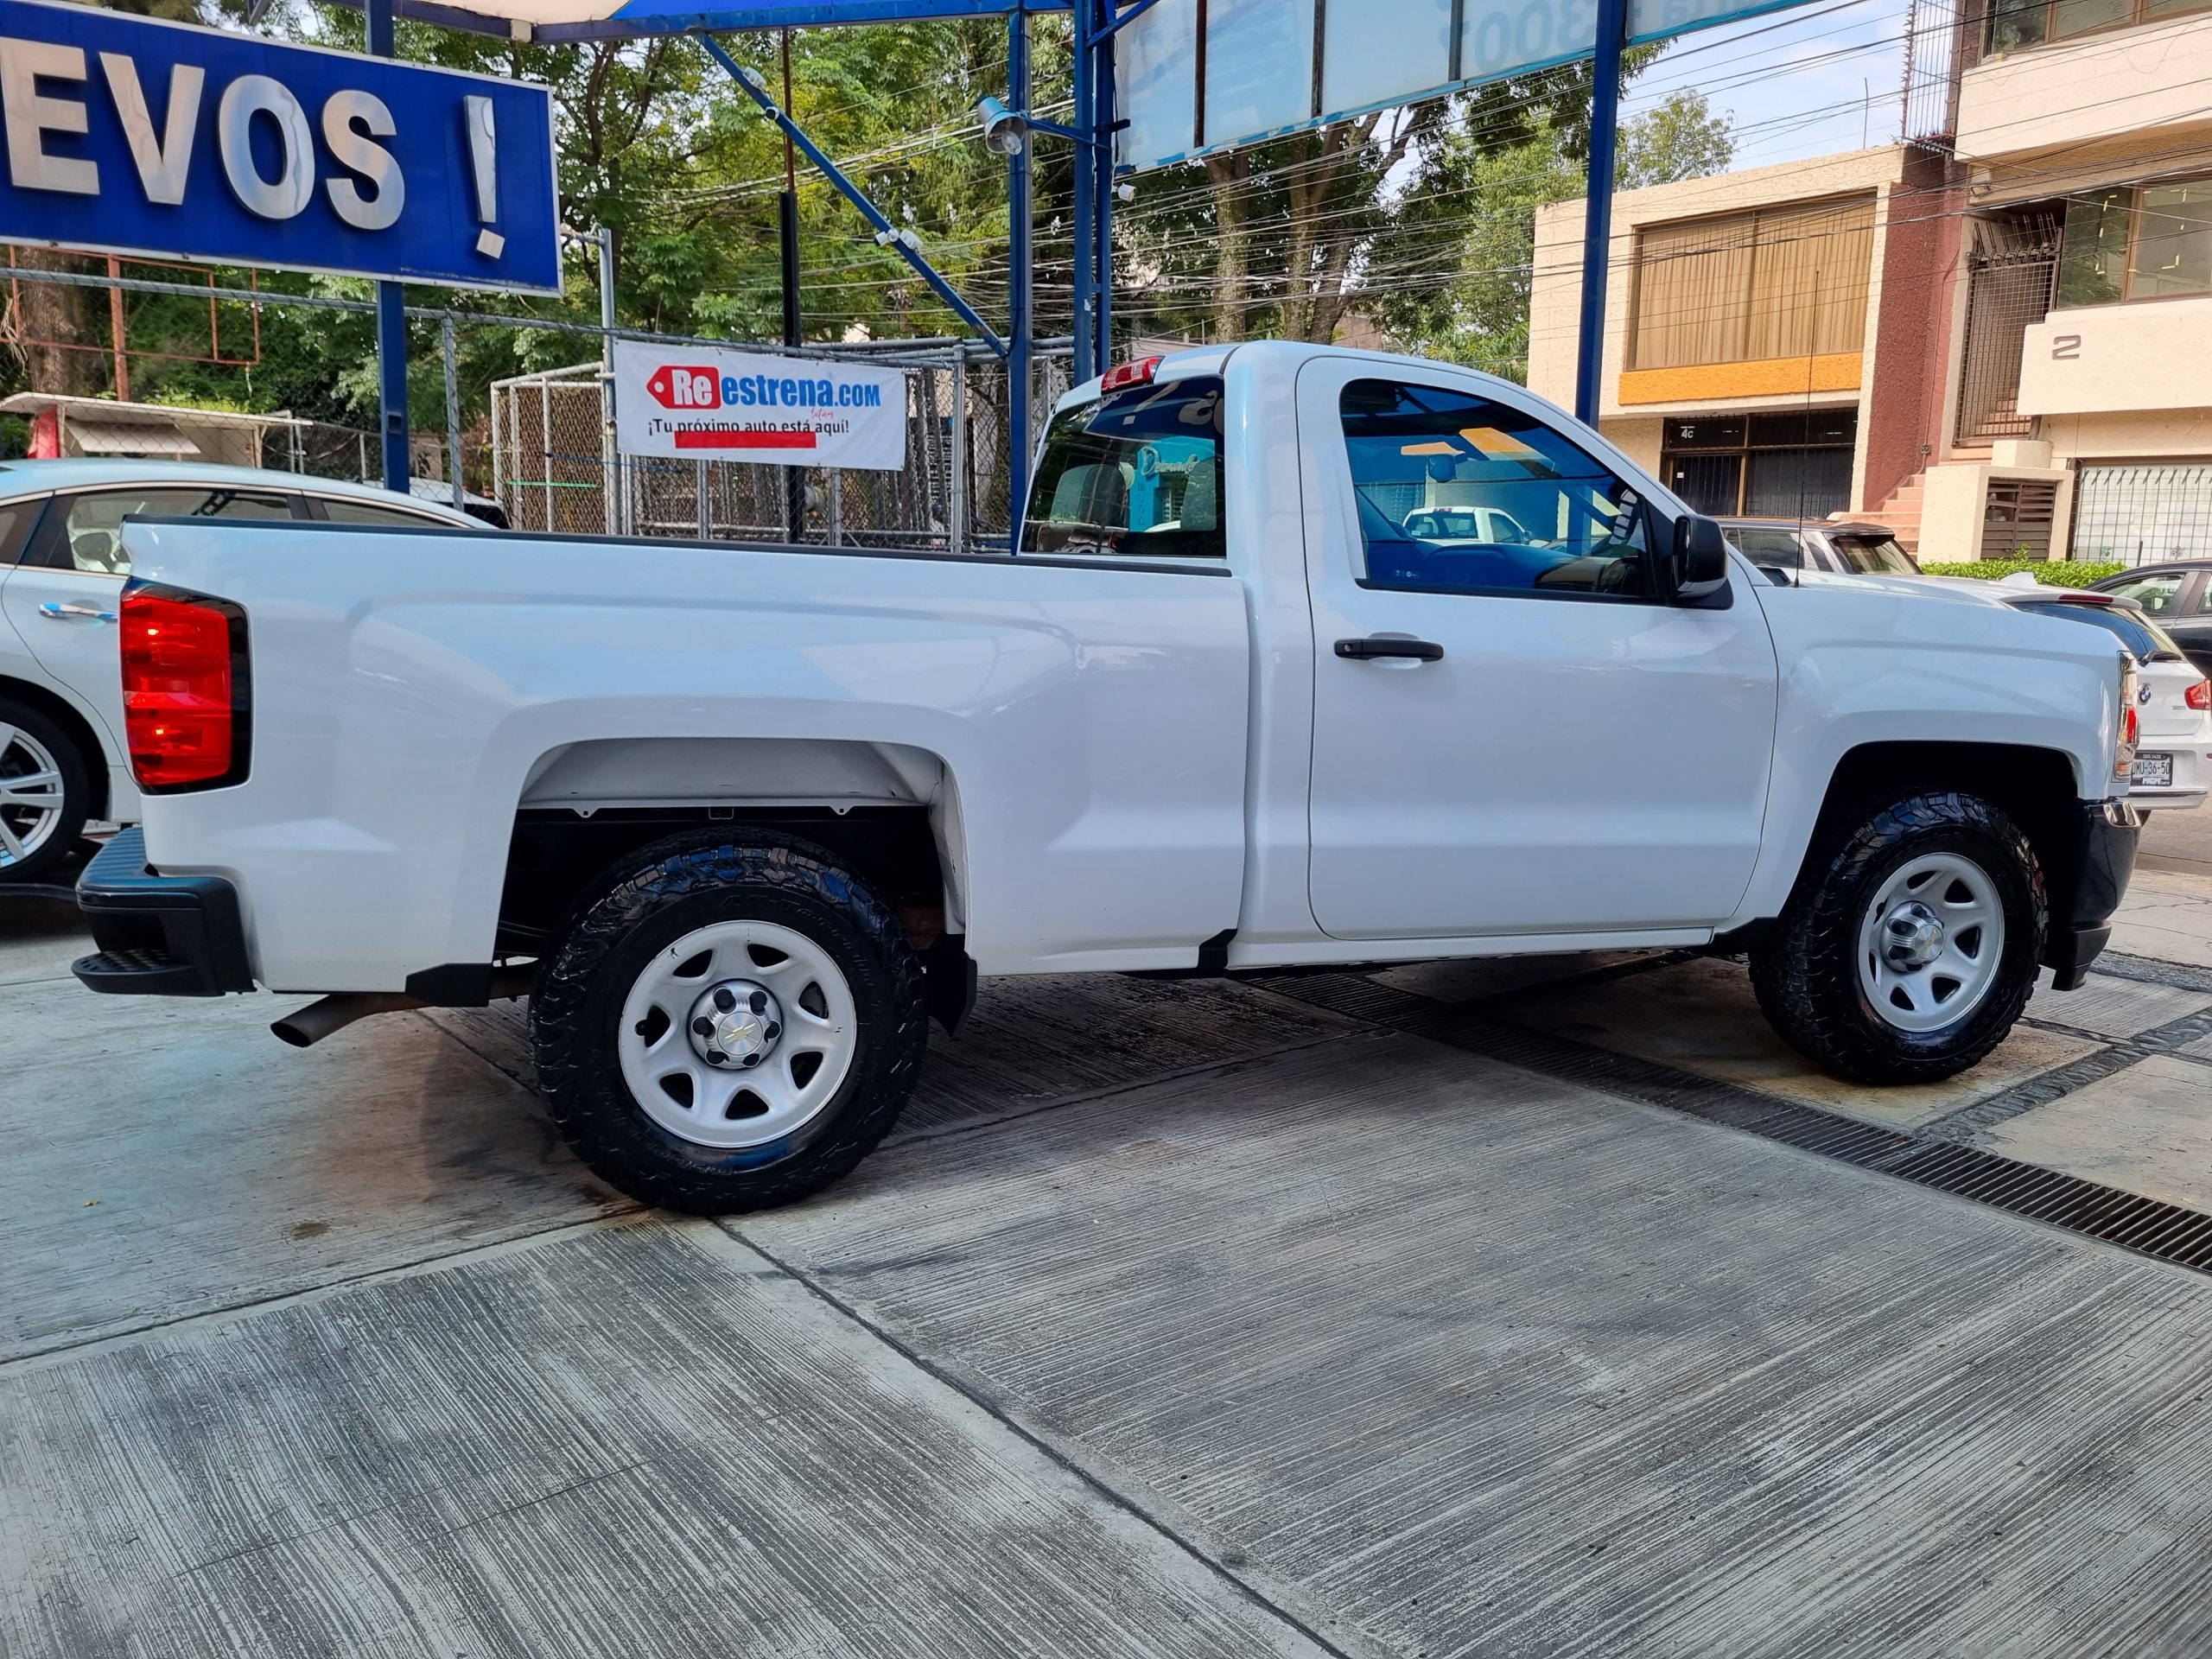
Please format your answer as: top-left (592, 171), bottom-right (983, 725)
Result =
top-left (366, 0), bottom-right (409, 493)
top-left (1092, 0), bottom-right (1115, 372)
top-left (1573, 0), bottom-right (1626, 429)
top-left (1071, 0), bottom-right (1095, 385)
top-left (1007, 6), bottom-right (1033, 544)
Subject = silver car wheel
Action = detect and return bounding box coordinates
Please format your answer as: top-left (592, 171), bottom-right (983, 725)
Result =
top-left (616, 918), bottom-right (859, 1148)
top-left (1855, 851), bottom-right (2007, 1033)
top-left (0, 722), bottom-right (67, 871)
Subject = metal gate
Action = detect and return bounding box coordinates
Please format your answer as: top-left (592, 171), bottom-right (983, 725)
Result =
top-left (1955, 217), bottom-right (2057, 445)
top-left (2073, 463), bottom-right (2212, 566)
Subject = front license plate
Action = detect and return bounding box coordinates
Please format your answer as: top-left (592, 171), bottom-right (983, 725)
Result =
top-left (2133, 753), bottom-right (2175, 788)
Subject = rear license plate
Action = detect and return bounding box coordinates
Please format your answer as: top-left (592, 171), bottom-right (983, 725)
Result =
top-left (2133, 753), bottom-right (2175, 788)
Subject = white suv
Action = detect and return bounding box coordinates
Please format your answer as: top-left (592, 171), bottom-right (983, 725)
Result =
top-left (0, 461), bottom-right (481, 885)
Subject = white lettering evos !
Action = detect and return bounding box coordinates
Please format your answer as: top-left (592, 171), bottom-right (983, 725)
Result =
top-left (0, 35), bottom-right (489, 243)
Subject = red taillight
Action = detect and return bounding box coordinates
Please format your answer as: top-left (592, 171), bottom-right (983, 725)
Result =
top-left (2190, 678), bottom-right (2210, 711)
top-left (1100, 354), bottom-right (1161, 392)
top-left (121, 588), bottom-right (247, 791)
top-left (2123, 705), bottom-right (2139, 747)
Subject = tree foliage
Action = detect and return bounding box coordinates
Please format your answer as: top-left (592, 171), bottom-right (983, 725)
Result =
top-left (3, 3), bottom-right (1732, 454)
top-left (1368, 87), bottom-right (1735, 378)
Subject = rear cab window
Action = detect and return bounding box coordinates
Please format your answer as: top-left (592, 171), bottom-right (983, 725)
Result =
top-left (1021, 377), bottom-right (1224, 558)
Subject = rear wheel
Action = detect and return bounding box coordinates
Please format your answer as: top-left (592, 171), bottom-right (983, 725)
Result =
top-left (531, 830), bottom-right (927, 1214)
top-left (1750, 791), bottom-right (2045, 1084)
top-left (0, 701), bottom-right (90, 887)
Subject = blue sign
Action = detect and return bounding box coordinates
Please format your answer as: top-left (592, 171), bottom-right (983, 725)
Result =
top-left (0, 0), bottom-right (559, 291)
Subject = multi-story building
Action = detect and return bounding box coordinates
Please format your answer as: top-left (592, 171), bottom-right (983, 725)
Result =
top-left (1528, 1), bottom-right (2212, 564)
top-left (1529, 148), bottom-right (1918, 531)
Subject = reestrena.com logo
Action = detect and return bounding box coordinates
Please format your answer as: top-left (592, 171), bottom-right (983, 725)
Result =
top-left (645, 363), bottom-right (886, 410)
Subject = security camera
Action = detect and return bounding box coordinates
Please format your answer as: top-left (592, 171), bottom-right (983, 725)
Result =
top-left (976, 96), bottom-right (1027, 157)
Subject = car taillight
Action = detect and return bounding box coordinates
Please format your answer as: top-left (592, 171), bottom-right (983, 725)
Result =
top-left (2115, 656), bottom-right (2139, 783)
top-left (2190, 677), bottom-right (2210, 712)
top-left (121, 586), bottom-right (250, 791)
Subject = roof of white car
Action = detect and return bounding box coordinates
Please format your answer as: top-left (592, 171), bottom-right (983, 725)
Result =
top-left (0, 458), bottom-right (479, 522)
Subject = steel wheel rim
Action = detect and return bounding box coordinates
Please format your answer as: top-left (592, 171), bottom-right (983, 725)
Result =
top-left (0, 722), bottom-right (66, 870)
top-left (1856, 851), bottom-right (2006, 1033)
top-left (618, 918), bottom-right (858, 1148)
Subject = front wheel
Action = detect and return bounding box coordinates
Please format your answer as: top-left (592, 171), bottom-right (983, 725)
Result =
top-left (531, 830), bottom-right (928, 1214)
top-left (1750, 791), bottom-right (2046, 1084)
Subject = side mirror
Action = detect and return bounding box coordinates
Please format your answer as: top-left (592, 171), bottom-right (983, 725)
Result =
top-left (1673, 514), bottom-right (1731, 600)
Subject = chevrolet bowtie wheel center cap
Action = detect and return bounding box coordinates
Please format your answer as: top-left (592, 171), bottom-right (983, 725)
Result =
top-left (686, 979), bottom-right (785, 1069)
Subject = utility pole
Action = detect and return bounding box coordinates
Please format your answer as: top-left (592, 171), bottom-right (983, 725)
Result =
top-left (1071, 0), bottom-right (1094, 385)
top-left (367, 0), bottom-right (409, 493)
top-left (780, 29), bottom-right (804, 541)
top-left (597, 226), bottom-right (620, 535)
top-left (105, 256), bottom-right (128, 403)
top-left (1573, 0), bottom-right (1627, 430)
top-left (1006, 4), bottom-right (1033, 541)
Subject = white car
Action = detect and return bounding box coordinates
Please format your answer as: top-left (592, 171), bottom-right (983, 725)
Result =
top-left (2006, 590), bottom-right (2212, 810)
top-left (0, 461), bottom-right (482, 885)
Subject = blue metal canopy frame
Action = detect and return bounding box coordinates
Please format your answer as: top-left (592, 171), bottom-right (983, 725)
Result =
top-left (690, 2), bottom-right (1121, 529)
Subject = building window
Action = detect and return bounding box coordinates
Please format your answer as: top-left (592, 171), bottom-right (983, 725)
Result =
top-left (1660, 409), bottom-right (1859, 518)
top-left (1990, 0), bottom-right (2212, 51)
top-left (2056, 181), bottom-right (2212, 307)
top-left (1628, 199), bottom-right (1875, 372)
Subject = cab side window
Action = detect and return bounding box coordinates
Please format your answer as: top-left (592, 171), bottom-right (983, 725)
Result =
top-left (1339, 379), bottom-right (1650, 598)
top-left (46, 487), bottom-right (291, 576)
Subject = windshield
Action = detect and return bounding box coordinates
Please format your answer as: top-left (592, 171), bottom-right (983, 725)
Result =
top-left (1827, 533), bottom-right (1920, 576)
top-left (2016, 600), bottom-right (2188, 662)
top-left (1020, 376), bottom-right (1224, 557)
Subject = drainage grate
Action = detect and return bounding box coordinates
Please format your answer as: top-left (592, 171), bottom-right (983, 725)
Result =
top-left (1262, 969), bottom-right (2212, 1279)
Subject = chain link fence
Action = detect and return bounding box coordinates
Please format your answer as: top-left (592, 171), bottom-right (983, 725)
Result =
top-left (493, 344), bottom-right (1069, 553)
top-left (0, 252), bottom-right (1070, 549)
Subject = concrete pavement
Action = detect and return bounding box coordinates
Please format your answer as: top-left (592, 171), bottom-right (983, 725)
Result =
top-left (7, 844), bottom-right (2212, 1656)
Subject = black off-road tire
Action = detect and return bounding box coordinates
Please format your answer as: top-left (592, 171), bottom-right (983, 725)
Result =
top-left (1749, 791), bottom-right (2046, 1084)
top-left (0, 698), bottom-right (92, 887)
top-left (530, 830), bottom-right (927, 1214)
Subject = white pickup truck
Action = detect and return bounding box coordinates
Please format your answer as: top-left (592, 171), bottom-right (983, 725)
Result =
top-left (76, 342), bottom-right (2143, 1212)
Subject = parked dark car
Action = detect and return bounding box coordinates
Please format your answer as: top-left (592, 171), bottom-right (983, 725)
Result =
top-left (2089, 561), bottom-right (2212, 679)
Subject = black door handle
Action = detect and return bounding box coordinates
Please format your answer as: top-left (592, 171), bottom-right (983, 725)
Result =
top-left (1335, 636), bottom-right (1444, 662)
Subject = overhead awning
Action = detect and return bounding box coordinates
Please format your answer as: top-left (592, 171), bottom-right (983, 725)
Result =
top-left (400, 0), bottom-right (1054, 44)
top-left (64, 421), bottom-right (204, 457)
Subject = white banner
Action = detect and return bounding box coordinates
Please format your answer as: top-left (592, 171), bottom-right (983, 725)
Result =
top-left (612, 340), bottom-right (909, 471)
